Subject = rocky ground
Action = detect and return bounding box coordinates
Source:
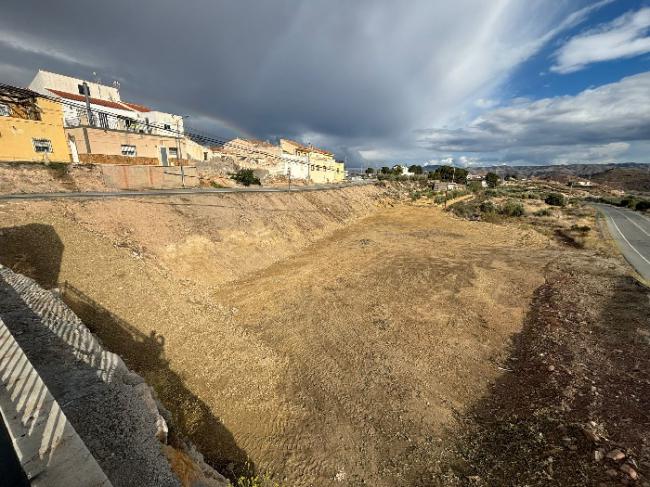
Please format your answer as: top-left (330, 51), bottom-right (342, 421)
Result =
top-left (435, 250), bottom-right (650, 486)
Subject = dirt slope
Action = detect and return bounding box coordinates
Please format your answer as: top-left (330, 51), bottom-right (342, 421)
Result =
top-left (0, 187), bottom-right (557, 486)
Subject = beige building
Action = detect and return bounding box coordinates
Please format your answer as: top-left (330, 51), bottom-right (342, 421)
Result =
top-left (28, 69), bottom-right (208, 165)
top-left (222, 138), bottom-right (284, 175)
top-left (65, 126), bottom-right (201, 165)
top-left (280, 139), bottom-right (344, 183)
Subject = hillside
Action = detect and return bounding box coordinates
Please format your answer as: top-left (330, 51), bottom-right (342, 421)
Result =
top-left (471, 162), bottom-right (650, 183)
top-left (590, 167), bottom-right (650, 192)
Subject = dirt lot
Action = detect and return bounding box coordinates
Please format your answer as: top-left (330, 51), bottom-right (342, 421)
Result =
top-left (0, 184), bottom-right (648, 486)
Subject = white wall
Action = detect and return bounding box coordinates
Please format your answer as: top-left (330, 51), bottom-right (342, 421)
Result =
top-left (29, 70), bottom-right (121, 101)
top-left (142, 111), bottom-right (184, 135)
top-left (282, 154), bottom-right (310, 180)
top-left (29, 70), bottom-right (184, 136)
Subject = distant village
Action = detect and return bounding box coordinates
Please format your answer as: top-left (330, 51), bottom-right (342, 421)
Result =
top-left (0, 70), bottom-right (601, 190)
top-left (0, 70), bottom-right (346, 184)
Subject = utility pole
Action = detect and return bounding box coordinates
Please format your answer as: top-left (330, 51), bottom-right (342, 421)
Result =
top-left (82, 82), bottom-right (94, 127)
top-left (288, 165), bottom-right (292, 192)
top-left (176, 115), bottom-right (189, 187)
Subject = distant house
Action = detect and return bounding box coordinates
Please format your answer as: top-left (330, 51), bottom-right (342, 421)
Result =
top-left (280, 138), bottom-right (344, 183)
top-left (466, 174), bottom-right (487, 188)
top-left (0, 85), bottom-right (69, 162)
top-left (433, 180), bottom-right (462, 191)
top-left (222, 138), bottom-right (285, 176)
top-left (28, 70), bottom-right (206, 165)
top-left (392, 164), bottom-right (412, 176)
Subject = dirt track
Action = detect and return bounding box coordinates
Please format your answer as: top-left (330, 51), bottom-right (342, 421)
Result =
top-left (0, 187), bottom-right (563, 485)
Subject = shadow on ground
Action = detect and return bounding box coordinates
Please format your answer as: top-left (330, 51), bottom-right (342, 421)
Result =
top-left (0, 223), bottom-right (252, 482)
top-left (61, 283), bottom-right (253, 480)
top-left (0, 223), bottom-right (64, 288)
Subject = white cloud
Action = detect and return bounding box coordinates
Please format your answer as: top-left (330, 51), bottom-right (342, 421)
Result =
top-left (552, 7), bottom-right (650, 73)
top-left (417, 71), bottom-right (650, 165)
top-left (0, 30), bottom-right (91, 67)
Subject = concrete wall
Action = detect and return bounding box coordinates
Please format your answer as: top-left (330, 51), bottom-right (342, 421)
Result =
top-left (0, 99), bottom-right (70, 163)
top-left (100, 164), bottom-right (200, 190)
top-left (65, 127), bottom-right (206, 165)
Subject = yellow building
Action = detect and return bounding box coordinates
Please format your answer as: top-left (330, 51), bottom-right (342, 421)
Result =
top-left (280, 138), bottom-right (345, 183)
top-left (0, 86), bottom-right (70, 162)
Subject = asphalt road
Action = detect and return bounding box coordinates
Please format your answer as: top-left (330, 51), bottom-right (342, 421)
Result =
top-left (594, 203), bottom-right (650, 281)
top-left (0, 181), bottom-right (372, 201)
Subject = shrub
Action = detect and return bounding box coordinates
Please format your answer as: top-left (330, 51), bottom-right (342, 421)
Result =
top-left (635, 200), bottom-right (650, 211)
top-left (620, 197), bottom-right (638, 209)
top-left (485, 172), bottom-right (500, 188)
top-left (500, 200), bottom-right (525, 217)
top-left (479, 201), bottom-right (496, 213)
top-left (231, 169), bottom-right (261, 186)
top-left (433, 194), bottom-right (447, 204)
top-left (544, 193), bottom-right (565, 207)
top-left (533, 208), bottom-right (552, 217)
top-left (570, 224), bottom-right (591, 233)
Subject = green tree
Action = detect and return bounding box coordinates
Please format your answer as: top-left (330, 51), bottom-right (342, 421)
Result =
top-left (636, 200), bottom-right (650, 211)
top-left (392, 165), bottom-right (403, 175)
top-left (380, 166), bottom-right (391, 174)
top-left (365, 167), bottom-right (375, 174)
top-left (432, 165), bottom-right (468, 182)
top-left (408, 164), bottom-right (423, 175)
top-left (231, 169), bottom-right (261, 186)
top-left (485, 172), bottom-right (500, 188)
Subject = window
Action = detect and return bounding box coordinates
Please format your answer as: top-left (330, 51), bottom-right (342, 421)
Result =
top-left (203, 152), bottom-right (208, 161)
top-left (163, 123), bottom-right (172, 131)
top-left (168, 147), bottom-right (178, 157)
top-left (78, 84), bottom-right (90, 96)
top-left (33, 139), bottom-right (53, 153)
top-left (0, 103), bottom-right (10, 117)
top-left (98, 112), bottom-right (109, 129)
top-left (121, 144), bottom-right (137, 156)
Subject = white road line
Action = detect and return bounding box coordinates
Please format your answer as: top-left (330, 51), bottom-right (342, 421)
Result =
top-left (607, 212), bottom-right (650, 266)
top-left (612, 207), bottom-right (650, 238)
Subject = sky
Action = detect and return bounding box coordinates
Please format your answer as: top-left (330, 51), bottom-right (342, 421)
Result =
top-left (1, 0), bottom-right (650, 168)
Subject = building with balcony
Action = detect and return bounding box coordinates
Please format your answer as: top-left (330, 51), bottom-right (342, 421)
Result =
top-left (0, 85), bottom-right (69, 162)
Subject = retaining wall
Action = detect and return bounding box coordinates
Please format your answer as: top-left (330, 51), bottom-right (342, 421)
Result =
top-left (100, 165), bottom-right (200, 190)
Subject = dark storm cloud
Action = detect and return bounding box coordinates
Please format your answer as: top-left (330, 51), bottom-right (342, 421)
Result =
top-left (0, 0), bottom-right (418, 139)
top-left (1, 0), bottom-right (629, 165)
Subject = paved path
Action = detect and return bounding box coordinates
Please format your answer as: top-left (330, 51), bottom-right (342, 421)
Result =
top-left (0, 181), bottom-right (371, 201)
top-left (594, 203), bottom-right (650, 281)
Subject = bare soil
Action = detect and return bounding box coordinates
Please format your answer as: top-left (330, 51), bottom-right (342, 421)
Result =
top-left (0, 162), bottom-right (107, 193)
top-left (0, 185), bottom-right (647, 486)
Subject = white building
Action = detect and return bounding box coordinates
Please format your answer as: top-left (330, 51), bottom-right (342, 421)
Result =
top-left (282, 153), bottom-right (310, 180)
top-left (28, 70), bottom-right (184, 137)
top-left (393, 164), bottom-right (413, 176)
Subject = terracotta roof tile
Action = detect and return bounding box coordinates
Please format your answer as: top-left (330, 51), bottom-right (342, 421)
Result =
top-left (46, 89), bottom-right (134, 111)
top-left (122, 101), bottom-right (152, 112)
